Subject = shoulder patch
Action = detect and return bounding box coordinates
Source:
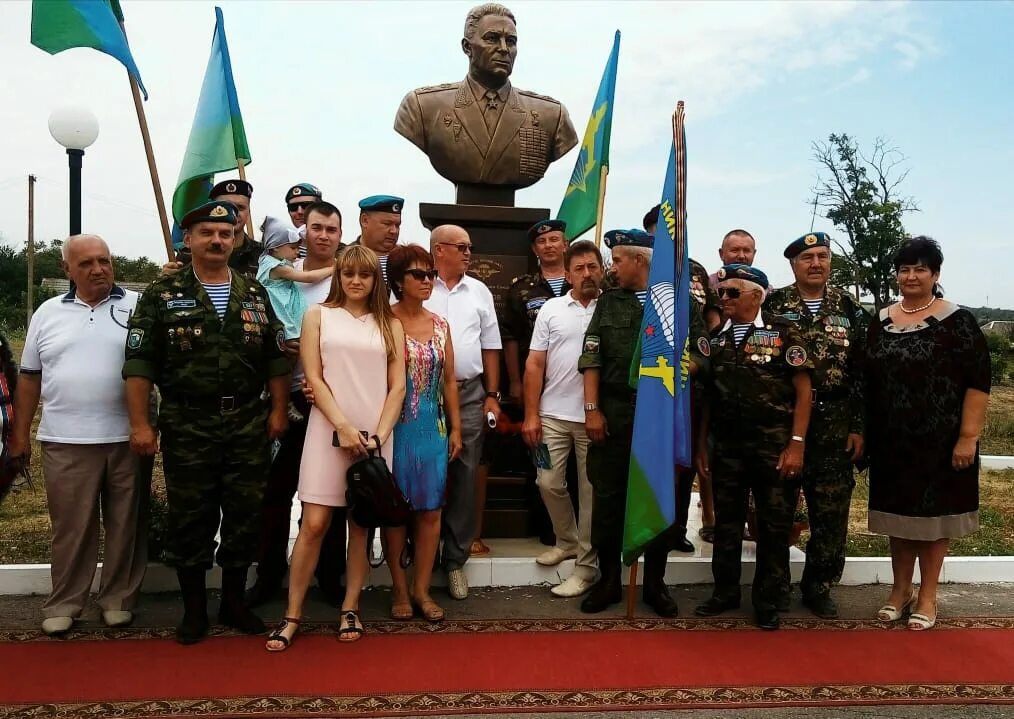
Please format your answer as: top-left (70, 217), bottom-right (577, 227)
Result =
top-left (697, 336), bottom-right (711, 357)
top-left (583, 335), bottom-right (600, 354)
top-left (786, 346), bottom-right (808, 367)
top-left (127, 328), bottom-right (144, 349)
top-left (276, 330), bottom-right (286, 353)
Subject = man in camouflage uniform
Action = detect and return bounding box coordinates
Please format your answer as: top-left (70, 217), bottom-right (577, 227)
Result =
top-left (694, 264), bottom-right (813, 630)
top-left (644, 205), bottom-right (721, 552)
top-left (124, 200), bottom-right (290, 645)
top-left (503, 219), bottom-right (571, 405)
top-left (578, 229), bottom-right (709, 617)
top-left (764, 232), bottom-right (868, 618)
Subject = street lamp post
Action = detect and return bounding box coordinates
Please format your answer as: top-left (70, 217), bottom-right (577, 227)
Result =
top-left (48, 107), bottom-right (100, 236)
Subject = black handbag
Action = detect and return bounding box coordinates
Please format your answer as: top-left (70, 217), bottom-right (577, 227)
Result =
top-left (345, 434), bottom-right (412, 529)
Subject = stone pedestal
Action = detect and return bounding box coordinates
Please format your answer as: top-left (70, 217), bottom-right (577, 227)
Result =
top-left (419, 201), bottom-right (551, 538)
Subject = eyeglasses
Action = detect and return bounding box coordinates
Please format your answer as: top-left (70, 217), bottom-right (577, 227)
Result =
top-left (717, 286), bottom-right (757, 299)
top-left (437, 242), bottom-right (473, 254)
top-left (404, 268), bottom-right (438, 281)
top-left (287, 202), bottom-right (314, 212)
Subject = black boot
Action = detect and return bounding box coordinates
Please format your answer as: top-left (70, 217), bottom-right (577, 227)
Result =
top-left (175, 567), bottom-right (209, 645)
top-left (672, 531), bottom-right (695, 553)
top-left (219, 566), bottom-right (266, 634)
top-left (642, 543), bottom-right (679, 618)
top-left (581, 552), bottom-right (622, 613)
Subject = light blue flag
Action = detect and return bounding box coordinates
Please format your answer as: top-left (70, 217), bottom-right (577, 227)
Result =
top-left (623, 104), bottom-right (692, 565)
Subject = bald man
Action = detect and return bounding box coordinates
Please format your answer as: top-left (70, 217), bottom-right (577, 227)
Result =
top-left (10, 235), bottom-right (148, 636)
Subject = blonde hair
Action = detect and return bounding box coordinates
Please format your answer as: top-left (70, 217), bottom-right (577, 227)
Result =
top-left (323, 245), bottom-right (398, 361)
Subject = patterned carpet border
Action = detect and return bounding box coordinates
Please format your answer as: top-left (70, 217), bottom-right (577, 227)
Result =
top-left (4, 684), bottom-right (1014, 719)
top-left (2, 615), bottom-right (1013, 642)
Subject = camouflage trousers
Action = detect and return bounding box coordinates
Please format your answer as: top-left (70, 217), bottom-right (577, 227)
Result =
top-left (798, 400), bottom-right (856, 598)
top-left (711, 441), bottom-right (799, 612)
top-left (159, 399), bottom-right (270, 570)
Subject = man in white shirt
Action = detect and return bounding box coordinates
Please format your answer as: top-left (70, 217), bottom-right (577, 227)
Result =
top-left (424, 224), bottom-right (502, 600)
top-left (9, 235), bottom-right (146, 636)
top-left (248, 201), bottom-right (348, 607)
top-left (522, 240), bottom-right (604, 598)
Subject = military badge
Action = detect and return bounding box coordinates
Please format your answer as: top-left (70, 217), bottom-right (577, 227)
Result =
top-left (583, 336), bottom-right (600, 354)
top-left (537, 224), bottom-right (551, 234)
top-left (697, 336), bottom-right (711, 357)
top-left (804, 234), bottom-right (818, 246)
top-left (160, 291), bottom-right (172, 301)
top-left (786, 346), bottom-right (808, 367)
top-left (127, 329), bottom-right (144, 349)
top-left (225, 182), bottom-right (237, 193)
top-left (210, 205), bottom-right (228, 218)
top-left (276, 330), bottom-right (286, 353)
top-left (167, 299), bottom-right (197, 309)
top-left (392, 203), bottom-right (401, 212)
top-left (716, 267), bottom-right (726, 280)
top-left (291, 186), bottom-right (302, 196)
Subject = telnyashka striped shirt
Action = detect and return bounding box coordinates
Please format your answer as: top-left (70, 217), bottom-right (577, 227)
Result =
top-left (803, 298), bottom-right (823, 315)
top-left (732, 323), bottom-right (752, 345)
top-left (201, 279), bottom-right (232, 320)
top-left (635, 290), bottom-right (648, 307)
top-left (546, 276), bottom-right (566, 297)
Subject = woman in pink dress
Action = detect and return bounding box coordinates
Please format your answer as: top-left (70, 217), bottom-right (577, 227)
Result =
top-left (266, 246), bottom-right (405, 649)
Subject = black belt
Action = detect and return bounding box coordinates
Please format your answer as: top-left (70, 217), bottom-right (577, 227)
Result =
top-left (164, 393), bottom-right (261, 413)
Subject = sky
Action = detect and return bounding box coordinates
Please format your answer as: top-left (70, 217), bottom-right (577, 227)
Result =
top-left (1, 0), bottom-right (1012, 306)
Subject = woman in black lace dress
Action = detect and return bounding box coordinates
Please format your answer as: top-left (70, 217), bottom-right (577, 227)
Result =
top-left (865, 237), bottom-right (990, 630)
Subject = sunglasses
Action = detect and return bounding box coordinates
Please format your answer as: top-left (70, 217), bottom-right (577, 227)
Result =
top-left (437, 242), bottom-right (473, 254)
top-left (404, 268), bottom-right (438, 281)
top-left (287, 202), bottom-right (314, 212)
top-left (717, 286), bottom-right (756, 299)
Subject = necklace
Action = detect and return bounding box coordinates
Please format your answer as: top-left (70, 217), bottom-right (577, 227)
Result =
top-left (899, 296), bottom-right (936, 314)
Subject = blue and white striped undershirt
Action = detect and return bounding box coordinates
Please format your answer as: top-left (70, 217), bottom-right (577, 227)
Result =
top-left (201, 279), bottom-right (232, 320)
top-left (635, 290), bottom-right (648, 306)
top-left (546, 276), bottom-right (566, 296)
top-left (732, 323), bottom-right (752, 344)
top-left (379, 255), bottom-right (389, 283)
top-left (803, 298), bottom-right (823, 315)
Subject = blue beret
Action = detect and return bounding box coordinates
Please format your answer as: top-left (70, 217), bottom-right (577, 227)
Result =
top-left (359, 195), bottom-right (404, 213)
top-left (717, 263), bottom-right (769, 290)
top-left (784, 231), bottom-right (831, 259)
top-left (209, 179), bottom-right (252, 199)
top-left (528, 219), bottom-right (567, 242)
top-left (285, 183), bottom-right (322, 202)
top-left (181, 200), bottom-right (238, 229)
top-left (604, 228), bottom-right (653, 250)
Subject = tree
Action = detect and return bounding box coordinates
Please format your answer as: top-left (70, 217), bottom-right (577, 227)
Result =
top-left (811, 134), bottom-right (919, 311)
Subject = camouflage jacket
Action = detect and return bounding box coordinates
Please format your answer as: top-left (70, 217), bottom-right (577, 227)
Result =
top-left (579, 287), bottom-right (709, 428)
top-left (705, 310), bottom-right (814, 450)
top-left (122, 265), bottom-right (290, 402)
top-left (501, 271), bottom-right (571, 351)
top-left (764, 283), bottom-right (868, 434)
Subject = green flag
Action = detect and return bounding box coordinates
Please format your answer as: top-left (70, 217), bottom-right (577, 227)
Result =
top-left (556, 31), bottom-right (620, 241)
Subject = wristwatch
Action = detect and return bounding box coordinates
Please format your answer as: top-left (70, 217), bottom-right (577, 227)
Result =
top-left (584, 402), bottom-right (599, 412)
top-left (486, 391), bottom-right (502, 402)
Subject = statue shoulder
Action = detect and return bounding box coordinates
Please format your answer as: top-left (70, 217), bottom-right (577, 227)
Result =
top-left (413, 81), bottom-right (460, 96)
top-left (516, 88), bottom-right (564, 108)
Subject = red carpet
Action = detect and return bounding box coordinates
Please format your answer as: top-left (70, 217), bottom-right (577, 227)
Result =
top-left (2, 617), bottom-right (1013, 717)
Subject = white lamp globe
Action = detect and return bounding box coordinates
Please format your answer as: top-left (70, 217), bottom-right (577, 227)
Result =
top-left (48, 107), bottom-right (100, 151)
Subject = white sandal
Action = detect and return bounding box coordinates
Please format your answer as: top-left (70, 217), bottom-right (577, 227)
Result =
top-left (877, 590), bottom-right (916, 622)
top-left (908, 607), bottom-right (937, 631)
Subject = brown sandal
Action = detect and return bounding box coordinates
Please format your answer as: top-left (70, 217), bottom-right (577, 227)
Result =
top-left (338, 610), bottom-right (364, 642)
top-left (265, 617), bottom-right (301, 652)
top-left (390, 593), bottom-right (414, 621)
top-left (412, 595), bottom-right (445, 623)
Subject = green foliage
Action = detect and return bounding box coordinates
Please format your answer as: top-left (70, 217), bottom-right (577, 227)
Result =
top-left (812, 134), bottom-right (918, 312)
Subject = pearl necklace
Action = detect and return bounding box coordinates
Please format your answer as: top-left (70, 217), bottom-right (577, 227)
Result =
top-left (899, 296), bottom-right (936, 314)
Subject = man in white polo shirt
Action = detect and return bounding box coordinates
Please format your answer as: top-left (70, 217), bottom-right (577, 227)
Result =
top-left (9, 235), bottom-right (146, 636)
top-left (522, 240), bottom-right (604, 598)
top-left (424, 224), bottom-right (502, 600)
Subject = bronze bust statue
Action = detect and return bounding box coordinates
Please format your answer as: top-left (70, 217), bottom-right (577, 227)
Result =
top-left (394, 3), bottom-right (578, 192)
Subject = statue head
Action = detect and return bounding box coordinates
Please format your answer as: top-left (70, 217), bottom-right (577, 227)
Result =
top-left (462, 3), bottom-right (517, 88)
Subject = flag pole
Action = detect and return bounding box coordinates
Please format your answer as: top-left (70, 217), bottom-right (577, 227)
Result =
top-left (593, 165), bottom-right (609, 248)
top-left (625, 562), bottom-right (638, 619)
top-left (236, 159), bottom-right (256, 242)
top-left (27, 174), bottom-right (36, 326)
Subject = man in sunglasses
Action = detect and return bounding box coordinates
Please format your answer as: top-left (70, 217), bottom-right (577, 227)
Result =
top-left (344, 195), bottom-right (403, 284)
top-left (763, 233), bottom-right (869, 619)
top-left (694, 264), bottom-right (813, 631)
top-left (284, 183), bottom-right (323, 258)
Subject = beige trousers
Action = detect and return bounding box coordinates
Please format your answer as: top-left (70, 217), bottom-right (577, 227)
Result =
top-left (535, 416), bottom-right (598, 581)
top-left (41, 442), bottom-right (147, 617)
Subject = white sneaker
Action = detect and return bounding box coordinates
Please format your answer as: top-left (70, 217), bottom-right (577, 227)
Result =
top-left (102, 610), bottom-right (134, 628)
top-left (41, 616), bottom-right (74, 635)
top-left (551, 574), bottom-right (595, 598)
top-left (536, 546), bottom-right (578, 567)
top-left (447, 568), bottom-right (469, 600)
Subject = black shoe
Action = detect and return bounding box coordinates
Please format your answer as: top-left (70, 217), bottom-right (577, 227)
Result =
top-left (802, 593), bottom-right (839, 619)
top-left (219, 567), bottom-right (266, 635)
top-left (580, 577), bottom-right (622, 613)
top-left (643, 583), bottom-right (679, 618)
top-left (672, 535), bottom-right (695, 553)
top-left (694, 595), bottom-right (740, 617)
top-left (175, 568), bottom-right (209, 645)
top-left (755, 609), bottom-right (780, 630)
top-left (245, 579), bottom-right (282, 609)
top-left (776, 592), bottom-right (791, 612)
